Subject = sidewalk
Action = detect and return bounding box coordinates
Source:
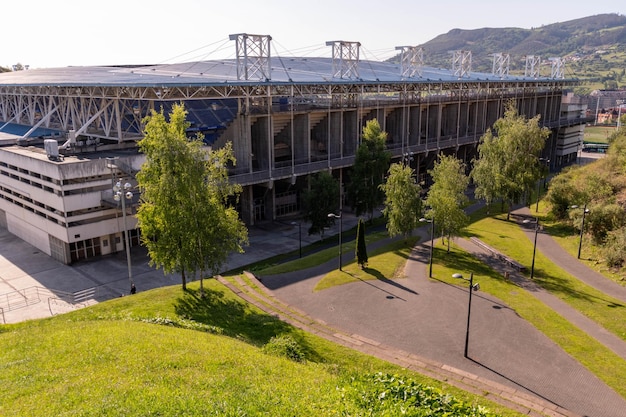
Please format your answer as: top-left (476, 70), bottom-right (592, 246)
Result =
top-left (0, 212), bottom-right (365, 324)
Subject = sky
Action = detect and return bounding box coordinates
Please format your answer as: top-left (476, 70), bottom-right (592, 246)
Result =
top-left (3, 0), bottom-right (623, 69)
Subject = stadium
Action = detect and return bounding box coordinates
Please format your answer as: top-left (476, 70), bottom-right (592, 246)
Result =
top-left (0, 34), bottom-right (588, 264)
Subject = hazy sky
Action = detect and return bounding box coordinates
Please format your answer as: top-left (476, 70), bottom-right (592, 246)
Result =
top-left (3, 0), bottom-right (623, 69)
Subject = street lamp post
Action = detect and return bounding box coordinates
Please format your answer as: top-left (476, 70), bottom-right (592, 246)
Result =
top-left (535, 179), bottom-right (541, 213)
top-left (114, 180), bottom-right (134, 289)
top-left (535, 158), bottom-right (550, 213)
top-left (291, 221), bottom-right (302, 258)
top-left (419, 217), bottom-right (434, 278)
top-left (452, 272), bottom-right (479, 358)
top-left (327, 212), bottom-right (343, 271)
top-left (571, 204), bottom-right (589, 259)
top-left (523, 218), bottom-right (539, 279)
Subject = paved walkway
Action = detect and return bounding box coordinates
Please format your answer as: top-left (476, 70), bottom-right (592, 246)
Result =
top-left (256, 222), bottom-right (626, 417)
top-left (2, 206), bottom-right (626, 416)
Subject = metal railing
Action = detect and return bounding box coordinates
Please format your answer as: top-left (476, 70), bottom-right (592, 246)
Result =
top-left (0, 286), bottom-right (99, 319)
top-left (0, 287), bottom-right (45, 312)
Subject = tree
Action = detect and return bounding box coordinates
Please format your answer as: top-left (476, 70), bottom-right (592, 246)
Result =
top-left (471, 101), bottom-right (550, 219)
top-left (303, 171), bottom-right (339, 238)
top-left (348, 119), bottom-right (391, 221)
top-left (355, 218), bottom-right (368, 268)
top-left (425, 154), bottom-right (469, 252)
top-left (380, 162), bottom-right (422, 241)
top-left (136, 103), bottom-right (248, 291)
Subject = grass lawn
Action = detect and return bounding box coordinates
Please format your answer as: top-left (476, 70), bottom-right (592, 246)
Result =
top-left (584, 125), bottom-right (617, 143)
top-left (314, 235), bottom-right (419, 291)
top-left (0, 280), bottom-right (523, 417)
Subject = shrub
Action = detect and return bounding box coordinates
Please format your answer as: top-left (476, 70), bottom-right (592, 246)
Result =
top-left (602, 229), bottom-right (626, 268)
top-left (343, 372), bottom-right (496, 416)
top-left (262, 335), bottom-right (305, 362)
top-left (584, 203), bottom-right (626, 244)
top-left (546, 173), bottom-right (577, 219)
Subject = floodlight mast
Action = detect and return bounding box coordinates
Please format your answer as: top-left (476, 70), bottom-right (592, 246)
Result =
top-left (326, 40), bottom-right (361, 79)
top-left (492, 53), bottom-right (510, 79)
top-left (525, 55), bottom-right (541, 78)
top-left (396, 46), bottom-right (423, 78)
top-left (229, 33), bottom-right (272, 81)
top-left (452, 50), bottom-right (472, 79)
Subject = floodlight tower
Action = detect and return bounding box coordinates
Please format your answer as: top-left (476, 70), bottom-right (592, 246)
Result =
top-left (229, 33), bottom-right (272, 81)
top-left (326, 40), bottom-right (361, 79)
top-left (396, 46), bottom-right (423, 78)
top-left (550, 57), bottom-right (565, 79)
top-left (452, 50), bottom-right (472, 79)
top-left (492, 53), bottom-right (510, 79)
top-left (525, 55), bottom-right (541, 79)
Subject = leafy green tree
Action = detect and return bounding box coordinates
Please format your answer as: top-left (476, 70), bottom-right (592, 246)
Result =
top-left (471, 101), bottom-right (550, 219)
top-left (425, 155), bottom-right (469, 252)
top-left (355, 218), bottom-right (368, 269)
top-left (348, 119), bottom-right (391, 221)
top-left (469, 128), bottom-right (502, 213)
top-left (136, 103), bottom-right (248, 291)
top-left (304, 171), bottom-right (339, 238)
top-left (380, 162), bottom-right (422, 241)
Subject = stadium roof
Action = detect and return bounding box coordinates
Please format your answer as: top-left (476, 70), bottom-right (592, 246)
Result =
top-left (0, 57), bottom-right (572, 87)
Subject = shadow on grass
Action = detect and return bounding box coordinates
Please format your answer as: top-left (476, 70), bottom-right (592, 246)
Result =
top-left (534, 270), bottom-right (625, 308)
top-left (357, 267), bottom-right (418, 297)
top-left (174, 288), bottom-right (291, 343)
top-left (542, 222), bottom-right (578, 239)
top-left (435, 246), bottom-right (514, 286)
top-left (174, 287), bottom-right (328, 362)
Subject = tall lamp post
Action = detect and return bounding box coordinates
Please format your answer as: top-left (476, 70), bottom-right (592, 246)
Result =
top-left (327, 212), bottom-right (343, 271)
top-left (291, 221), bottom-right (302, 258)
top-left (523, 218), bottom-right (539, 279)
top-left (571, 204), bottom-right (589, 259)
top-left (114, 180), bottom-right (134, 288)
top-left (452, 272), bottom-right (479, 358)
top-left (419, 217), bottom-right (434, 278)
top-left (535, 158), bottom-right (550, 213)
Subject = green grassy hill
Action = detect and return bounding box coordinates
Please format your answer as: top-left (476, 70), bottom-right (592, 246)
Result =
top-left (0, 281), bottom-right (521, 417)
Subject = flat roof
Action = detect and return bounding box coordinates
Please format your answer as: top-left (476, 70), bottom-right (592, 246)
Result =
top-left (0, 57), bottom-right (574, 88)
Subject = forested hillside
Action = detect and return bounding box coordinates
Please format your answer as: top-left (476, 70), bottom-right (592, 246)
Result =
top-left (411, 13), bottom-right (626, 92)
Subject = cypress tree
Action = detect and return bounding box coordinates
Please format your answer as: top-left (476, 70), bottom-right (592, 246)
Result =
top-left (356, 218), bottom-right (368, 269)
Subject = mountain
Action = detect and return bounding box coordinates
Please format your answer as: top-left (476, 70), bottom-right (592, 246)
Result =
top-left (412, 13), bottom-right (626, 90)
